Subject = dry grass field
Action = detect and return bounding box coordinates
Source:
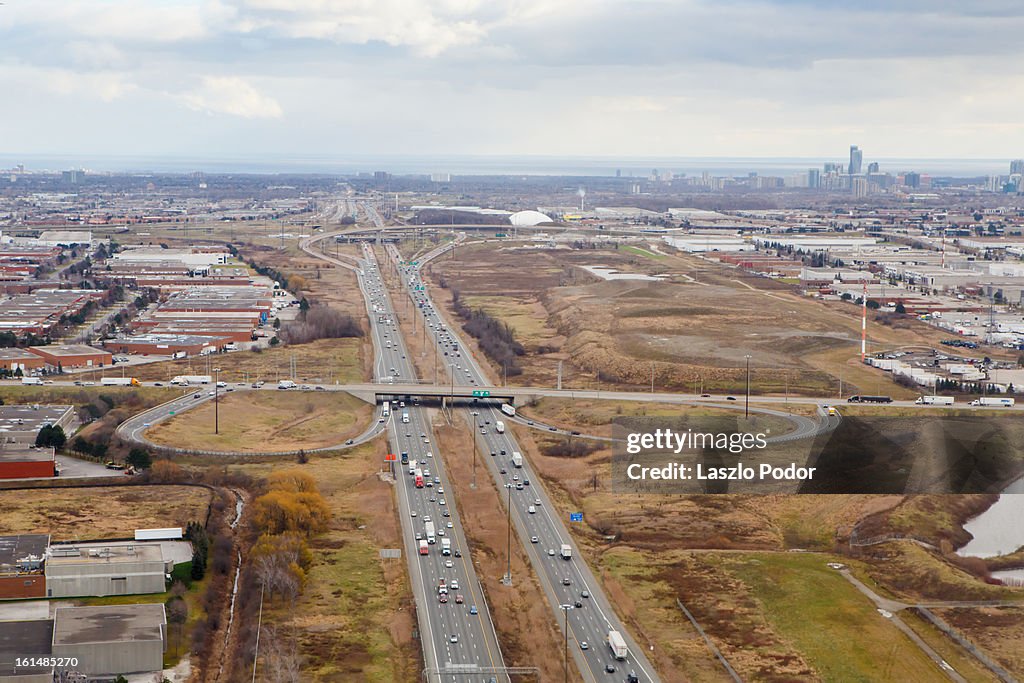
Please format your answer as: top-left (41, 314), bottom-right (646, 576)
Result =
top-left (146, 390), bottom-right (371, 452)
top-left (423, 241), bottom-right (988, 399)
top-left (223, 444), bottom-right (421, 682)
top-left (0, 485), bottom-right (212, 539)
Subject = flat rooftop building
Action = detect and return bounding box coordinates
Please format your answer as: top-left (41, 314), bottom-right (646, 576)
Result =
top-left (52, 604), bottom-right (167, 677)
top-left (0, 348), bottom-right (45, 372)
top-left (26, 344), bottom-right (112, 369)
top-left (0, 405), bottom-right (75, 445)
top-left (0, 534), bottom-right (48, 600)
top-left (45, 542), bottom-right (168, 598)
top-left (103, 333), bottom-right (229, 356)
top-left (0, 620), bottom-right (54, 682)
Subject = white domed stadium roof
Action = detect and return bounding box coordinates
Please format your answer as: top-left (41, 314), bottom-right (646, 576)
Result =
top-left (509, 210), bottom-right (553, 226)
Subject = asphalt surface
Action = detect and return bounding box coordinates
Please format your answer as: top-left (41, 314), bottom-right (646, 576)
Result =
top-left (359, 245), bottom-right (509, 683)
top-left (386, 241), bottom-right (662, 683)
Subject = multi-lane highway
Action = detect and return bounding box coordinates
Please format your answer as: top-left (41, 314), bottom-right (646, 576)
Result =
top-left (384, 242), bottom-right (662, 683)
top-left (359, 245), bottom-right (509, 683)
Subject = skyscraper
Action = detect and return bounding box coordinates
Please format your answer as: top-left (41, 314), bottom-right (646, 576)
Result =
top-left (807, 168), bottom-right (821, 189)
top-left (848, 145), bottom-right (863, 175)
top-left (867, 162), bottom-right (879, 174)
top-left (1011, 159), bottom-right (1024, 175)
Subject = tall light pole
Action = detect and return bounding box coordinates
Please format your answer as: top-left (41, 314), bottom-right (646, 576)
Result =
top-left (560, 604), bottom-right (574, 683)
top-left (744, 355), bottom-right (751, 419)
top-left (504, 483), bottom-right (512, 585)
top-left (213, 367), bottom-right (221, 434)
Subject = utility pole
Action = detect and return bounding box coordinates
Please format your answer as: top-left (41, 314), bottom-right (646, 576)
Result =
top-left (744, 355), bottom-right (752, 419)
top-left (560, 604), bottom-right (573, 683)
top-left (213, 367), bottom-right (221, 434)
top-left (504, 483), bottom-right (512, 585)
top-left (650, 361), bottom-right (655, 393)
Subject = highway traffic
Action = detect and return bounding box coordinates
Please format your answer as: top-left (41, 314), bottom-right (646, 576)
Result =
top-left (385, 241), bottom-right (661, 683)
top-left (359, 245), bottom-right (510, 683)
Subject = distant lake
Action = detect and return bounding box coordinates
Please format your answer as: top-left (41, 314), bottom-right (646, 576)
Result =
top-left (0, 153), bottom-right (1013, 178)
top-left (958, 477), bottom-right (1024, 558)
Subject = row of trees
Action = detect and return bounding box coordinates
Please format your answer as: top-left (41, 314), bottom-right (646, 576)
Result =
top-left (279, 304), bottom-right (363, 344)
top-left (450, 288), bottom-right (525, 376)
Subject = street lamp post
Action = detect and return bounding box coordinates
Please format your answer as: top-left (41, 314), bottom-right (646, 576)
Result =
top-left (504, 483), bottom-right (512, 585)
top-left (213, 367), bottom-right (221, 434)
top-left (744, 355), bottom-right (751, 419)
top-left (560, 604), bottom-right (574, 683)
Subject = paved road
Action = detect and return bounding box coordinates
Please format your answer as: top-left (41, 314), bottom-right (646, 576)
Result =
top-left (357, 245), bottom-right (509, 682)
top-left (386, 242), bottom-right (661, 683)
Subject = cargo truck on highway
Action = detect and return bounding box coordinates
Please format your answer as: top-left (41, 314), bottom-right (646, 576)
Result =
top-left (916, 395), bottom-right (955, 405)
top-left (560, 544), bottom-right (572, 560)
top-left (414, 469), bottom-right (424, 488)
top-left (409, 459), bottom-right (417, 475)
top-left (970, 397), bottom-right (1015, 407)
top-left (511, 452), bottom-right (523, 468)
top-left (20, 377), bottom-right (44, 386)
top-left (170, 375), bottom-right (212, 386)
top-left (101, 377), bottom-right (140, 386)
top-left (607, 630), bottom-right (628, 660)
top-left (277, 380), bottom-right (297, 389)
top-left (402, 411), bottom-right (410, 423)
top-left (501, 403), bottom-right (516, 417)
top-left (495, 421), bottom-right (505, 434)
top-left (441, 538), bottom-right (451, 555)
top-left (419, 540), bottom-right (429, 556)
top-left (847, 395), bottom-right (892, 403)
top-left (425, 521), bottom-right (436, 544)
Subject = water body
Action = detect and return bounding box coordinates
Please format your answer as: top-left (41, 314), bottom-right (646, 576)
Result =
top-left (957, 477), bottom-right (1024, 558)
top-left (0, 153), bottom-right (1013, 178)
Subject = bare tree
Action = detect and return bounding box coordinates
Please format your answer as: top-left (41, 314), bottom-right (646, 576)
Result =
top-left (259, 626), bottom-right (302, 683)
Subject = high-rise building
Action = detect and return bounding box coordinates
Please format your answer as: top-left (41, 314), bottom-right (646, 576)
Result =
top-left (807, 168), bottom-right (821, 189)
top-left (851, 176), bottom-right (869, 198)
top-left (1010, 159), bottom-right (1024, 175)
top-left (867, 162), bottom-right (879, 174)
top-left (848, 146), bottom-right (863, 175)
top-left (61, 169), bottom-right (82, 184)
top-left (904, 172), bottom-right (921, 188)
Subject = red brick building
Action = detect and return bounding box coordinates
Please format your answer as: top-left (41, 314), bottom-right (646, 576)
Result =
top-left (27, 344), bottom-right (113, 369)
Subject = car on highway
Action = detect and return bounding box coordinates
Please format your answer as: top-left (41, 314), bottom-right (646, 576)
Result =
top-left (562, 577), bottom-right (571, 585)
top-left (443, 511), bottom-right (450, 517)
top-left (453, 549), bottom-right (461, 557)
top-left (450, 579), bottom-right (459, 590)
top-left (534, 499), bottom-right (541, 506)
top-left (193, 393), bottom-right (201, 399)
top-left (423, 515), bottom-right (431, 522)
top-left (455, 594), bottom-right (463, 604)
top-left (445, 559), bottom-right (453, 568)
top-left (574, 600), bottom-right (583, 608)
top-left (605, 664), bottom-right (616, 673)
top-left (548, 549), bottom-right (556, 556)
top-left (450, 634), bottom-right (459, 643)
top-left (446, 521), bottom-right (453, 528)
top-left (581, 590), bottom-right (590, 598)
top-left (531, 536), bottom-right (539, 543)
top-left (700, 393), bottom-right (711, 397)
top-left (469, 606), bottom-right (478, 615)
top-left (438, 593), bottom-right (448, 603)
top-left (528, 505), bottom-right (536, 514)
top-left (726, 396), bottom-right (737, 401)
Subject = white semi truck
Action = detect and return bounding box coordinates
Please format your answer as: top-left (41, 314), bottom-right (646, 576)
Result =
top-left (915, 395), bottom-right (954, 405)
top-left (607, 630), bottom-right (628, 660)
top-left (511, 452), bottom-right (523, 468)
top-left (425, 522), bottom-right (436, 544)
top-left (441, 538), bottom-right (451, 556)
top-left (495, 421), bottom-right (505, 433)
top-left (101, 377), bottom-right (140, 386)
top-left (170, 375), bottom-right (212, 386)
top-left (500, 403), bottom-right (516, 417)
top-left (970, 397), bottom-right (1015, 407)
top-left (560, 543), bottom-right (572, 560)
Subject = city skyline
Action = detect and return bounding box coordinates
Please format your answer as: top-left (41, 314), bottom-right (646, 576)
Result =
top-left (2, 2), bottom-right (1024, 159)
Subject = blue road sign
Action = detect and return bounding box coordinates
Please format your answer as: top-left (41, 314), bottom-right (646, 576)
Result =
top-left (570, 512), bottom-right (583, 522)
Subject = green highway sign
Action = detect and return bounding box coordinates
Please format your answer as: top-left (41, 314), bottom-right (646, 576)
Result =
top-left (472, 390), bottom-right (491, 397)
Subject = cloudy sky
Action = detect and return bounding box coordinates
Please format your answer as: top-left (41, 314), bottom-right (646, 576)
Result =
top-left (2, 0), bottom-right (1024, 164)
